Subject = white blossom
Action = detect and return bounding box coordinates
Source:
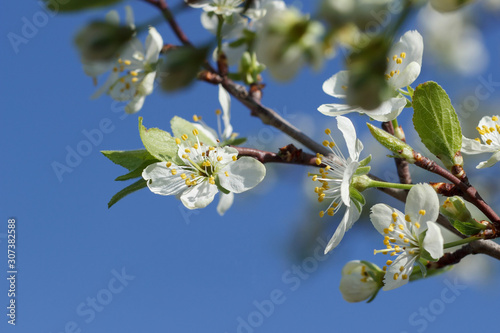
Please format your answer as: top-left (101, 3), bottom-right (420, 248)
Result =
top-left (339, 261), bottom-right (381, 303)
top-left (462, 115), bottom-right (500, 168)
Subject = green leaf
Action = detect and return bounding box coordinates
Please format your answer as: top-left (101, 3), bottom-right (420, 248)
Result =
top-left (412, 82), bottom-right (462, 168)
top-left (170, 116), bottom-right (217, 146)
top-left (450, 219), bottom-right (486, 236)
top-left (108, 179), bottom-right (147, 208)
top-left (115, 160), bottom-right (158, 181)
top-left (139, 117), bottom-right (179, 162)
top-left (45, 0), bottom-right (123, 12)
top-left (101, 149), bottom-right (156, 171)
top-left (223, 137), bottom-right (247, 146)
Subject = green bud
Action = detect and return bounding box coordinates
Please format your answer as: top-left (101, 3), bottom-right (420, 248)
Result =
top-left (440, 196), bottom-right (486, 236)
top-left (75, 21), bottom-right (134, 61)
top-left (339, 260), bottom-right (384, 303)
top-left (367, 123), bottom-right (415, 163)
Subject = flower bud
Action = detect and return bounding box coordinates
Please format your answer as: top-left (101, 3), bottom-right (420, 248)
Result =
top-left (366, 123), bottom-right (415, 163)
top-left (339, 260), bottom-right (382, 303)
top-left (440, 197), bottom-right (473, 223)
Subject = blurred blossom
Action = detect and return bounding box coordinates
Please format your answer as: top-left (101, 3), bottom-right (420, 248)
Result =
top-left (255, 6), bottom-right (324, 81)
top-left (418, 4), bottom-right (488, 75)
top-left (320, 0), bottom-right (396, 30)
top-left (429, 0), bottom-right (476, 12)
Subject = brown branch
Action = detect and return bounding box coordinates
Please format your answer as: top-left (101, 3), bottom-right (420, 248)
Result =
top-left (428, 239), bottom-right (500, 270)
top-left (382, 121), bottom-right (412, 184)
top-left (233, 144), bottom-right (322, 166)
top-left (143, 0), bottom-right (192, 46)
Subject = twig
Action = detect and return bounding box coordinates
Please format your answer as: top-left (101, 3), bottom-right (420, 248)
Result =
top-left (233, 144), bottom-right (322, 166)
top-left (428, 239), bottom-right (500, 269)
top-left (382, 121), bottom-right (412, 184)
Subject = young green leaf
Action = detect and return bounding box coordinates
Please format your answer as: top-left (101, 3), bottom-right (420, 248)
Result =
top-left (108, 178), bottom-right (147, 208)
top-left (412, 82), bottom-right (462, 168)
top-left (101, 149), bottom-right (156, 171)
top-left (170, 116), bottom-right (217, 146)
top-left (115, 160), bottom-right (159, 181)
top-left (138, 117), bottom-right (178, 162)
top-left (449, 219), bottom-right (486, 236)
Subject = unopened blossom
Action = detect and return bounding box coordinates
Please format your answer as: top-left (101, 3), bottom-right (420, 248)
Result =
top-left (309, 116), bottom-right (366, 254)
top-left (318, 30), bottom-right (423, 122)
top-left (339, 261), bottom-right (382, 303)
top-left (462, 115), bottom-right (500, 168)
top-left (143, 128), bottom-right (266, 211)
top-left (370, 184), bottom-right (444, 291)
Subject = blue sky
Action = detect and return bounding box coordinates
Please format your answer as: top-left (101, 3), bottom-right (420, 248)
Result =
top-left (2, 1), bottom-right (500, 332)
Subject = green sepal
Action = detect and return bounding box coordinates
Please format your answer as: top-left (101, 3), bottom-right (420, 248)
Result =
top-left (101, 149), bottom-right (156, 171)
top-left (223, 137), bottom-right (247, 147)
top-left (349, 187), bottom-right (365, 206)
top-left (115, 159), bottom-right (158, 181)
top-left (358, 154), bottom-right (372, 167)
top-left (406, 85), bottom-right (414, 98)
top-left (367, 123), bottom-right (415, 162)
top-left (170, 116), bottom-right (217, 146)
top-left (353, 166), bottom-right (371, 177)
top-left (409, 264), bottom-right (452, 282)
top-left (412, 81), bottom-right (462, 169)
top-left (44, 0), bottom-right (123, 12)
top-left (215, 177), bottom-right (230, 195)
top-left (108, 178), bottom-right (147, 208)
top-left (138, 117), bottom-right (178, 162)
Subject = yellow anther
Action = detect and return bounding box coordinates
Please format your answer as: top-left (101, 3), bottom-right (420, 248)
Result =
top-left (490, 127), bottom-right (495, 132)
top-left (225, 171), bottom-right (229, 177)
top-left (232, 156), bottom-right (237, 161)
top-left (385, 74), bottom-right (391, 80)
top-left (332, 202), bottom-right (339, 208)
top-left (130, 70), bottom-right (138, 76)
top-left (166, 162), bottom-right (172, 168)
top-left (383, 228), bottom-right (389, 234)
top-left (405, 214), bottom-right (411, 222)
top-left (409, 250), bottom-right (415, 255)
top-left (390, 71), bottom-right (395, 77)
top-left (217, 156), bottom-right (223, 161)
top-left (386, 260), bottom-right (393, 265)
top-left (404, 238), bottom-right (409, 243)
top-left (182, 154), bottom-right (188, 159)
top-left (402, 274), bottom-right (408, 280)
top-left (396, 70), bottom-right (400, 75)
top-left (171, 169), bottom-right (177, 175)
top-left (396, 58), bottom-right (403, 64)
top-left (185, 179), bottom-right (191, 186)
top-left (175, 138), bottom-right (181, 145)
top-left (392, 212), bottom-right (398, 222)
top-left (118, 58), bottom-right (123, 64)
top-left (185, 148), bottom-right (191, 153)
top-left (192, 129), bottom-right (199, 136)
top-left (209, 176), bottom-right (215, 185)
top-left (329, 142), bottom-right (335, 148)
top-left (415, 222), bottom-right (421, 229)
top-left (180, 173), bottom-right (187, 180)
top-left (193, 144), bottom-right (199, 149)
top-left (393, 273), bottom-right (399, 280)
top-left (131, 77), bottom-right (139, 83)
top-left (322, 140), bottom-right (329, 147)
top-left (325, 129), bottom-right (331, 135)
top-left (493, 116), bottom-right (499, 121)
top-left (419, 209), bottom-right (426, 216)
top-left (341, 85), bottom-right (348, 90)
top-left (319, 211), bottom-right (325, 218)
top-left (181, 134), bottom-right (188, 141)
top-left (392, 55), bottom-right (397, 61)
top-left (327, 208), bottom-right (334, 216)
top-left (400, 52), bottom-right (406, 58)
top-left (312, 175), bottom-right (318, 181)
top-left (383, 239), bottom-right (390, 246)
top-left (325, 165), bottom-right (331, 171)
top-left (487, 139), bottom-right (493, 145)
top-left (124, 60), bottom-right (131, 65)
top-left (193, 115), bottom-right (200, 122)
top-left (382, 266), bottom-right (387, 272)
top-left (316, 158), bottom-right (322, 165)
top-left (215, 109), bottom-right (222, 115)
top-left (399, 266), bottom-right (404, 272)
top-left (399, 234), bottom-right (404, 239)
top-left (398, 224), bottom-right (404, 230)
top-left (125, 83), bottom-right (130, 90)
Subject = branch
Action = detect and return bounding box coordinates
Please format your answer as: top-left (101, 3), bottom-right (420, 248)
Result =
top-left (143, 0), bottom-right (192, 46)
top-left (382, 121), bottom-right (412, 185)
top-left (233, 144), bottom-right (322, 166)
top-left (428, 239), bottom-right (500, 269)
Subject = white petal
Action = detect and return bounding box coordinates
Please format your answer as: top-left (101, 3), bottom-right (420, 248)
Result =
top-left (91, 70), bottom-right (120, 99)
top-left (405, 184), bottom-right (439, 231)
top-left (138, 72), bottom-right (156, 96)
top-left (105, 10), bottom-right (120, 25)
top-left (142, 162), bottom-right (187, 196)
top-left (217, 192), bottom-right (234, 216)
top-left (382, 252), bottom-right (416, 291)
top-left (218, 84), bottom-right (233, 140)
top-left (386, 30), bottom-right (423, 89)
top-left (145, 27), bottom-right (163, 64)
top-left (125, 5), bottom-right (135, 29)
top-left (180, 181), bottom-right (219, 209)
top-left (462, 136), bottom-right (497, 154)
top-left (364, 97), bottom-right (407, 122)
top-left (423, 222), bottom-right (444, 260)
top-left (218, 157), bottom-right (266, 193)
top-left (370, 204), bottom-right (403, 236)
top-left (125, 95), bottom-right (145, 114)
top-left (322, 71), bottom-right (349, 98)
top-left (324, 204), bottom-right (361, 254)
top-left (193, 123), bottom-right (219, 145)
top-left (340, 161), bottom-right (359, 206)
top-left (477, 151), bottom-right (500, 169)
top-left (317, 103), bottom-right (366, 117)
top-left (337, 115), bottom-right (359, 161)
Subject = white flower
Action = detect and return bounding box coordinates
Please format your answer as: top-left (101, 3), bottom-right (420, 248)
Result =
top-left (143, 126), bottom-right (265, 212)
top-left (255, 7), bottom-right (324, 81)
top-left (339, 261), bottom-right (381, 303)
top-left (370, 184), bottom-right (444, 291)
top-left (462, 115), bottom-right (500, 168)
top-left (84, 6), bottom-right (163, 114)
top-left (318, 30), bottom-right (423, 122)
top-left (320, 0), bottom-right (395, 29)
top-left (309, 116), bottom-right (365, 254)
top-left (187, 0), bottom-right (243, 15)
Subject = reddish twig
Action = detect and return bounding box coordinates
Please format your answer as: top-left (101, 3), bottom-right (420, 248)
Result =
top-left (381, 121), bottom-right (412, 185)
top-left (233, 144), bottom-right (323, 166)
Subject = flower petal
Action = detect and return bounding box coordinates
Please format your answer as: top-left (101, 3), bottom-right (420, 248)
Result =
top-left (477, 150), bottom-right (500, 169)
top-left (317, 103), bottom-right (366, 117)
top-left (382, 252), bottom-right (416, 291)
top-left (364, 97), bottom-right (407, 122)
top-left (145, 27), bottom-right (163, 64)
top-left (386, 30), bottom-right (423, 89)
top-left (217, 192), bottom-right (234, 216)
top-left (125, 5), bottom-right (135, 29)
top-left (341, 160), bottom-right (359, 207)
top-left (218, 84), bottom-right (233, 140)
top-left (405, 183), bottom-right (439, 231)
top-left (218, 157), bottom-right (266, 193)
top-left (337, 115), bottom-right (360, 161)
top-left (462, 136), bottom-right (497, 154)
top-left (324, 204), bottom-right (361, 254)
top-left (370, 204), bottom-right (404, 236)
top-left (138, 72), bottom-right (156, 96)
top-left (125, 95), bottom-right (145, 114)
top-left (322, 70), bottom-right (349, 98)
top-left (142, 162), bottom-right (187, 196)
top-left (180, 181), bottom-right (218, 209)
top-left (422, 222), bottom-right (444, 260)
